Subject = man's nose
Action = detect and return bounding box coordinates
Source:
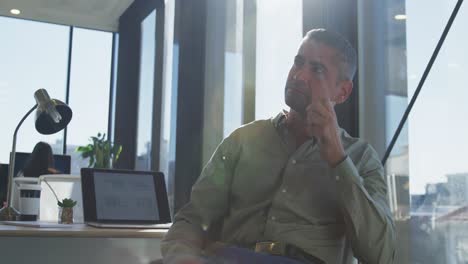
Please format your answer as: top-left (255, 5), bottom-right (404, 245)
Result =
top-left (293, 68), bottom-right (308, 81)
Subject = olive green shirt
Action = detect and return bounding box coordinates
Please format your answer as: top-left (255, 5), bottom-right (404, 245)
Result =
top-left (162, 113), bottom-right (395, 264)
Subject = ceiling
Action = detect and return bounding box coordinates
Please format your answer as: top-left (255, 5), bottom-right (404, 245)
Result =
top-left (0, 0), bottom-right (135, 32)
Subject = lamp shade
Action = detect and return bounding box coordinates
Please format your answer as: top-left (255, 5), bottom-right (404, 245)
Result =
top-left (34, 89), bottom-right (72, 135)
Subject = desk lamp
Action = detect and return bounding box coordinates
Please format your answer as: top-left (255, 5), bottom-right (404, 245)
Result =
top-left (0, 89), bottom-right (72, 221)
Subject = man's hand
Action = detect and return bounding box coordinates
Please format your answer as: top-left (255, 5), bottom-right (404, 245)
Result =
top-left (305, 99), bottom-right (346, 167)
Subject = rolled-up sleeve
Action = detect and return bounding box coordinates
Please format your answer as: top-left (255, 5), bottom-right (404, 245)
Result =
top-left (332, 147), bottom-right (396, 264)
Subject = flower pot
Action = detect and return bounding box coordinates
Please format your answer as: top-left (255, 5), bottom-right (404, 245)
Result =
top-left (58, 207), bottom-right (74, 224)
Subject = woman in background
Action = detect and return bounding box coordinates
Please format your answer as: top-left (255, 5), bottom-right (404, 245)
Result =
top-left (21, 142), bottom-right (59, 178)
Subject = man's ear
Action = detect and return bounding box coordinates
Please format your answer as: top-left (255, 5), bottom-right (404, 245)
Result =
top-left (335, 80), bottom-right (353, 104)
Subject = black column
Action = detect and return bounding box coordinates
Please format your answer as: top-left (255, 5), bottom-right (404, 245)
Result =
top-left (173, 0), bottom-right (208, 212)
top-left (303, 0), bottom-right (359, 137)
top-left (114, 0), bottom-right (164, 169)
top-left (114, 10), bottom-right (141, 169)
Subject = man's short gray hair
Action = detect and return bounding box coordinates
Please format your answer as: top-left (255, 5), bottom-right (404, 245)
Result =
top-left (305, 28), bottom-right (357, 81)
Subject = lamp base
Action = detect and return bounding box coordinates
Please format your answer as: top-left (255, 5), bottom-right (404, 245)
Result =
top-left (0, 205), bottom-right (20, 221)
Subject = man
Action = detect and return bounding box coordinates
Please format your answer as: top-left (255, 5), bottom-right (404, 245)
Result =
top-left (161, 29), bottom-right (395, 264)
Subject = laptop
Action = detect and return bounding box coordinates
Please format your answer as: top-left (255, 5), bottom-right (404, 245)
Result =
top-left (81, 168), bottom-right (171, 229)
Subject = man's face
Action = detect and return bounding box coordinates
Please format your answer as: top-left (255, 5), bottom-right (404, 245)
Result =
top-left (284, 39), bottom-right (349, 115)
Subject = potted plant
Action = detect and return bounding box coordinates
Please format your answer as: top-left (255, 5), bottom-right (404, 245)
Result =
top-left (76, 132), bottom-right (122, 169)
top-left (58, 198), bottom-right (77, 224)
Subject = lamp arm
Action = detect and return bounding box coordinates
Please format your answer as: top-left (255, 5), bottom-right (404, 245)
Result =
top-left (5, 104), bottom-right (38, 206)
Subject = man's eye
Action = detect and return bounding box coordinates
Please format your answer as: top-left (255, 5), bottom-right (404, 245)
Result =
top-left (294, 56), bottom-right (304, 67)
top-left (312, 65), bottom-right (324, 74)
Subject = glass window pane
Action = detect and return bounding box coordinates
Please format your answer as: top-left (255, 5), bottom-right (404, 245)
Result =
top-left (407, 1), bottom-right (468, 263)
top-left (0, 17), bottom-right (69, 163)
top-left (160, 0), bottom-right (177, 212)
top-left (67, 28), bottom-right (113, 174)
top-left (255, 0), bottom-right (303, 119)
top-left (224, 0), bottom-right (244, 137)
top-left (135, 10), bottom-right (156, 171)
top-left (360, 0), bottom-right (468, 263)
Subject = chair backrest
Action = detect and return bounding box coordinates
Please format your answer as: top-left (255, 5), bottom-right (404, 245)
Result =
top-left (38, 174), bottom-right (83, 223)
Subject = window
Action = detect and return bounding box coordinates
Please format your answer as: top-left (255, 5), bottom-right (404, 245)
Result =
top-left (200, 0), bottom-right (303, 164)
top-left (359, 0), bottom-right (468, 262)
top-left (160, 0), bottom-right (177, 211)
top-left (0, 16), bottom-right (115, 176)
top-left (223, 0), bottom-right (244, 137)
top-left (67, 28), bottom-right (113, 174)
top-left (196, 0), bottom-right (303, 167)
top-left (255, 0), bottom-right (303, 119)
top-left (135, 10), bottom-right (157, 171)
top-left (406, 2), bottom-right (468, 263)
top-left (0, 17), bottom-right (69, 162)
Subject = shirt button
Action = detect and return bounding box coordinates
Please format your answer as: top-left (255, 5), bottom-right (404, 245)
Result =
top-left (222, 156), bottom-right (226, 160)
top-left (291, 159), bottom-right (297, 164)
top-left (271, 216), bottom-right (276, 221)
top-left (281, 189), bottom-right (287, 193)
top-left (335, 175), bottom-right (340, 181)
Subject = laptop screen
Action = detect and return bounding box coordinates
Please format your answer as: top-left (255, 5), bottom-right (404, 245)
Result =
top-left (94, 172), bottom-right (160, 221)
top-left (81, 168), bottom-right (171, 224)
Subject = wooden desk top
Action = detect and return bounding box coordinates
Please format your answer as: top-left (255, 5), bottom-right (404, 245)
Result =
top-left (0, 223), bottom-right (168, 238)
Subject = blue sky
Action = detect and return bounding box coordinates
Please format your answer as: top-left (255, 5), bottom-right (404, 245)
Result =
top-left (406, 0), bottom-right (468, 193)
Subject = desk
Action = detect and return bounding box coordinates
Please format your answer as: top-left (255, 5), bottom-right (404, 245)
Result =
top-left (0, 223), bottom-right (167, 264)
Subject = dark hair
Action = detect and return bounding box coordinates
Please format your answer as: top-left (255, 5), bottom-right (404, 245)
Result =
top-left (305, 28), bottom-right (357, 81)
top-left (22, 142), bottom-right (55, 178)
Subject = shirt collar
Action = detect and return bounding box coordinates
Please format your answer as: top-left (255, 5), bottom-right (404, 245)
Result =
top-left (271, 110), bottom-right (288, 130)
